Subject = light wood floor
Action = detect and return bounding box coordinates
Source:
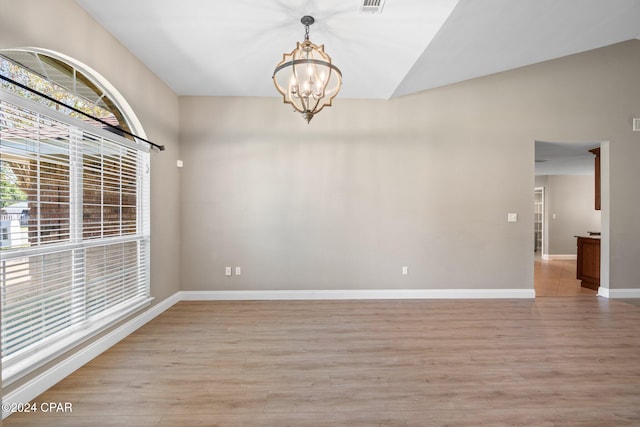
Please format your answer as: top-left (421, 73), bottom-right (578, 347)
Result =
top-left (534, 255), bottom-right (597, 297)
top-left (6, 297), bottom-right (640, 426)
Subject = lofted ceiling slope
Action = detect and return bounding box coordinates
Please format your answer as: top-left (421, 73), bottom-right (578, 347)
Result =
top-left (74, 0), bottom-right (640, 99)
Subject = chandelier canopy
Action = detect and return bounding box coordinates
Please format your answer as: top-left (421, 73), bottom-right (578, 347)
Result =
top-left (272, 16), bottom-right (342, 123)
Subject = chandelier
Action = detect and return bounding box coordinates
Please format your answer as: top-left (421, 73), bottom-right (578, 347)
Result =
top-left (272, 16), bottom-right (342, 123)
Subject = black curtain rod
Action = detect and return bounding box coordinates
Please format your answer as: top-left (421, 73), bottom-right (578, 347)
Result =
top-left (0, 74), bottom-right (165, 151)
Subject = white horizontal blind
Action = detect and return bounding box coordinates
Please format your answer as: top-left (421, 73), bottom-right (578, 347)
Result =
top-left (0, 91), bottom-right (150, 384)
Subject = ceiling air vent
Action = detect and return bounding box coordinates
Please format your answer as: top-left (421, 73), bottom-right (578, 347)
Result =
top-left (360, 0), bottom-right (386, 14)
top-left (633, 118), bottom-right (640, 132)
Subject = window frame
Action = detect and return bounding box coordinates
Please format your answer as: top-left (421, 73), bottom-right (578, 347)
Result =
top-left (1, 85), bottom-right (151, 386)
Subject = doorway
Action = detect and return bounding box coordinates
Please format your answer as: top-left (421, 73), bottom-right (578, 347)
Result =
top-left (533, 140), bottom-right (603, 297)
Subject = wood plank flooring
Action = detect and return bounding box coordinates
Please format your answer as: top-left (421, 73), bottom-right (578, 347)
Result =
top-left (6, 297), bottom-right (640, 426)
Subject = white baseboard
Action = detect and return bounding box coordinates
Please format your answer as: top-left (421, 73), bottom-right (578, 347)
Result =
top-left (2, 291), bottom-right (181, 420)
top-left (542, 254), bottom-right (577, 260)
top-left (597, 287), bottom-right (640, 298)
top-left (180, 288), bottom-right (536, 301)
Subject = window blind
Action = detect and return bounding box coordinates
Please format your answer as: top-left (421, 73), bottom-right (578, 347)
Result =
top-left (0, 89), bottom-right (150, 385)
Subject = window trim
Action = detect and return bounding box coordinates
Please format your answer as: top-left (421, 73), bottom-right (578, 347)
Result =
top-left (18, 47), bottom-right (149, 142)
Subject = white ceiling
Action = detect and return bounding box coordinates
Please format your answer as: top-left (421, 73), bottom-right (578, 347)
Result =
top-left (535, 141), bottom-right (600, 176)
top-left (75, 0), bottom-right (640, 99)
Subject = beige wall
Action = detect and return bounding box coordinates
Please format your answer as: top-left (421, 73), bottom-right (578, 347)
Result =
top-left (179, 95), bottom-right (533, 291)
top-left (543, 175), bottom-right (601, 255)
top-left (1, 0), bottom-right (181, 394)
top-left (180, 40), bottom-right (640, 293)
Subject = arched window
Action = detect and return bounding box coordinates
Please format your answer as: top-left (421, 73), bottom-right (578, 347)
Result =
top-left (0, 49), bottom-right (138, 138)
top-left (0, 49), bottom-right (151, 386)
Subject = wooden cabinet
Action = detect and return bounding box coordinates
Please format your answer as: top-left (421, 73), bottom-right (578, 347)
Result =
top-left (576, 236), bottom-right (600, 290)
top-left (589, 147), bottom-right (600, 210)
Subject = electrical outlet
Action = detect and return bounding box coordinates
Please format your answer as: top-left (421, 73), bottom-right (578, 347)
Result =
top-left (507, 213), bottom-right (518, 223)
top-left (402, 266), bottom-right (408, 275)
top-left (235, 266), bottom-right (241, 276)
top-left (225, 266), bottom-right (232, 276)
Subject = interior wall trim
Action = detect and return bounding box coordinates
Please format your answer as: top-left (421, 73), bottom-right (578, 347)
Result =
top-left (542, 254), bottom-right (578, 260)
top-left (179, 289), bottom-right (536, 300)
top-left (597, 287), bottom-right (640, 298)
top-left (2, 292), bottom-right (181, 420)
